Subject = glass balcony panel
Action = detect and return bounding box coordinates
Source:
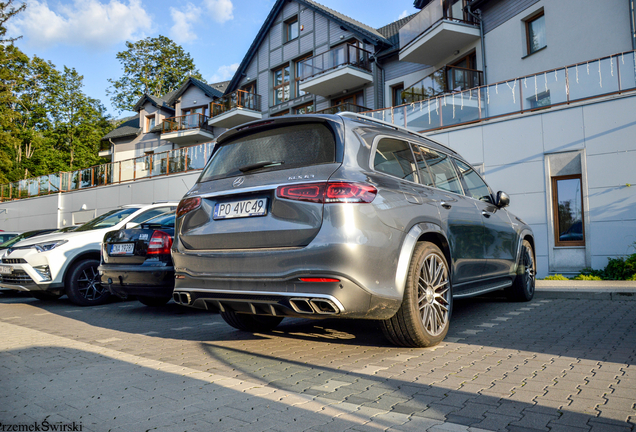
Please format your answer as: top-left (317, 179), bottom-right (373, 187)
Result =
top-left (169, 149), bottom-right (186, 173)
top-left (405, 98), bottom-right (441, 130)
top-left (568, 57), bottom-right (619, 103)
top-left (135, 156), bottom-right (151, 179)
top-left (120, 159), bottom-right (134, 182)
top-left (187, 144), bottom-right (207, 170)
top-left (211, 91), bottom-right (262, 118)
top-left (48, 173), bottom-right (60, 193)
top-left (94, 164), bottom-right (111, 186)
top-left (619, 52), bottom-right (636, 91)
top-left (27, 178), bottom-right (38, 196)
top-left (152, 152), bottom-right (168, 176)
top-left (399, 0), bottom-right (444, 48)
top-left (39, 176), bottom-right (49, 195)
top-left (521, 69), bottom-right (567, 110)
top-left (483, 79), bottom-right (522, 117)
top-left (298, 44), bottom-right (371, 81)
top-left (79, 168), bottom-right (93, 188)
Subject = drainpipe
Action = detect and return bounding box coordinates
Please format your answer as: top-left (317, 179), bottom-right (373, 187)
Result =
top-left (466, 2), bottom-right (487, 85)
top-left (108, 138), bottom-right (115, 160)
top-left (631, 0), bottom-right (636, 50)
top-left (371, 54), bottom-right (385, 109)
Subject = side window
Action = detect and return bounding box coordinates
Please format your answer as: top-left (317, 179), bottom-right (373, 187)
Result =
top-left (418, 147), bottom-right (463, 195)
top-left (454, 159), bottom-right (493, 203)
top-left (373, 138), bottom-right (419, 183)
top-left (130, 207), bottom-right (176, 225)
top-left (411, 145), bottom-right (435, 187)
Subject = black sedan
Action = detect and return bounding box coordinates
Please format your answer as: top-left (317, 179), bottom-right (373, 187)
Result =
top-left (99, 212), bottom-right (175, 306)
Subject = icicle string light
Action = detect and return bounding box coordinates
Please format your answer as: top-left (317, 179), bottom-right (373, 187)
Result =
top-left (610, 56), bottom-right (614, 77)
top-left (587, 62), bottom-right (589, 75)
top-left (576, 65), bottom-right (579, 84)
top-left (506, 80), bottom-right (517, 104)
top-left (599, 61), bottom-right (602, 88)
top-left (554, 70), bottom-right (558, 81)
top-left (428, 98), bottom-right (431, 124)
top-left (487, 86), bottom-right (490, 104)
top-left (452, 94), bottom-right (456, 118)
top-left (461, 91), bottom-right (464, 110)
top-left (535, 75), bottom-right (538, 101)
top-left (524, 77), bottom-right (527, 88)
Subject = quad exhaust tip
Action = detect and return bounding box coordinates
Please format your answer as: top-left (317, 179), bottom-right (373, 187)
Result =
top-left (173, 292), bottom-right (192, 305)
top-left (289, 298), bottom-right (339, 315)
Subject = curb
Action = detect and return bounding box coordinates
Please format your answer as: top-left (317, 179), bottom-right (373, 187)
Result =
top-left (535, 280), bottom-right (636, 300)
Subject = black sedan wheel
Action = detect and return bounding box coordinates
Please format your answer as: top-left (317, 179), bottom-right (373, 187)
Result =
top-left (66, 259), bottom-right (110, 306)
top-left (506, 240), bottom-right (535, 302)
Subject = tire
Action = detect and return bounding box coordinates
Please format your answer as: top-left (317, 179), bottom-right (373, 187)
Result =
top-left (381, 241), bottom-right (452, 348)
top-left (31, 291), bottom-right (62, 301)
top-left (65, 259), bottom-right (110, 306)
top-left (137, 295), bottom-right (171, 307)
top-left (220, 310), bottom-right (283, 332)
top-left (506, 239), bottom-right (535, 302)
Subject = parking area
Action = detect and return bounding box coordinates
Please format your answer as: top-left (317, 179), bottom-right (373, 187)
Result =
top-left (0, 291), bottom-right (634, 432)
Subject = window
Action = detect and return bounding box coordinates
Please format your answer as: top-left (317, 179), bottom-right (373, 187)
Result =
top-left (240, 83), bottom-right (257, 110)
top-left (453, 159), bottom-right (493, 203)
top-left (526, 12), bottom-right (546, 55)
top-left (392, 84), bottom-right (405, 107)
top-left (373, 138), bottom-right (419, 183)
top-left (528, 90), bottom-right (551, 109)
top-left (285, 17), bottom-right (299, 42)
top-left (273, 64), bottom-right (290, 105)
top-left (130, 207), bottom-right (176, 225)
top-left (294, 54), bottom-right (313, 98)
top-left (294, 102), bottom-right (314, 114)
top-left (332, 91), bottom-right (364, 110)
top-left (182, 106), bottom-right (206, 116)
top-left (552, 175), bottom-right (584, 246)
top-left (146, 115), bottom-right (155, 132)
top-left (417, 147), bottom-right (463, 194)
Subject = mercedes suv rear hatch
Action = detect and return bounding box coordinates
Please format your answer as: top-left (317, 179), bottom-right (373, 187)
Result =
top-left (178, 119), bottom-right (344, 250)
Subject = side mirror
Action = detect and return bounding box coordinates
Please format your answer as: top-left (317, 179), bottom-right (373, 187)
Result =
top-left (496, 191), bottom-right (510, 208)
top-left (125, 222), bottom-right (140, 230)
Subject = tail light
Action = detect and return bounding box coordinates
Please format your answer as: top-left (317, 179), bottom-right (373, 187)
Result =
top-left (176, 196), bottom-right (201, 218)
top-left (147, 231), bottom-right (173, 255)
top-left (277, 182), bottom-right (376, 204)
top-left (299, 278), bottom-right (340, 282)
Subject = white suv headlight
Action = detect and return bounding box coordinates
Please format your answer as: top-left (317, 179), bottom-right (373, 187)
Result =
top-left (31, 240), bottom-right (68, 252)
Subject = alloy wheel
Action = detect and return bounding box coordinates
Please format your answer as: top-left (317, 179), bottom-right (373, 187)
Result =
top-left (418, 253), bottom-right (450, 337)
top-left (76, 265), bottom-right (105, 301)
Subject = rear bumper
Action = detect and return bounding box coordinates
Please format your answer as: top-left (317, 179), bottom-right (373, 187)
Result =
top-left (98, 264), bottom-right (174, 299)
top-left (172, 274), bottom-right (402, 320)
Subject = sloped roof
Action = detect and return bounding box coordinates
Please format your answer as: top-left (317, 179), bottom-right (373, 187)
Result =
top-left (101, 115), bottom-right (141, 141)
top-left (167, 77), bottom-right (225, 105)
top-left (133, 93), bottom-right (175, 112)
top-left (225, 0), bottom-right (391, 93)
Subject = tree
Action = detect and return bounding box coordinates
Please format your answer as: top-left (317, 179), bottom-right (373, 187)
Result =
top-left (0, 0), bottom-right (26, 44)
top-left (107, 35), bottom-right (204, 112)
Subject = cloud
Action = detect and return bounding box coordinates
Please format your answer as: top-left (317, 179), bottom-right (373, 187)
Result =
top-left (169, 3), bottom-right (202, 44)
top-left (398, 10), bottom-right (409, 19)
top-left (7, 0), bottom-right (152, 49)
top-left (209, 63), bottom-right (239, 83)
top-left (203, 0), bottom-right (234, 23)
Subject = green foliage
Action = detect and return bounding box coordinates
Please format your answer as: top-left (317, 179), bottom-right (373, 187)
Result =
top-left (0, 0), bottom-right (26, 43)
top-left (107, 35), bottom-right (204, 112)
top-left (576, 244), bottom-right (636, 280)
top-left (542, 274), bottom-right (569, 280)
top-left (571, 274), bottom-right (603, 281)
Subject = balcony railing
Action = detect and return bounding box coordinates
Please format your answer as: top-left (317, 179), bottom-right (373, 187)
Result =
top-left (210, 90), bottom-right (261, 118)
top-left (0, 142), bottom-right (215, 202)
top-left (402, 65), bottom-right (483, 103)
top-left (361, 50), bottom-right (636, 133)
top-left (162, 113), bottom-right (214, 133)
top-left (399, 0), bottom-right (476, 49)
top-left (314, 103), bottom-right (371, 115)
top-left (298, 44), bottom-right (372, 81)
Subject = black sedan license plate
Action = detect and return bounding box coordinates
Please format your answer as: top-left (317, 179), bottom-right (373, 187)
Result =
top-left (110, 243), bottom-right (134, 255)
top-left (213, 198), bottom-right (268, 220)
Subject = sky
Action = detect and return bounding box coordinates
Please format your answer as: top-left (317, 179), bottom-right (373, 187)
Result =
top-left (7, 0), bottom-right (419, 119)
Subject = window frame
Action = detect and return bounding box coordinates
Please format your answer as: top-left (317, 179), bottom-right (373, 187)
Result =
top-left (182, 106), bottom-right (207, 116)
top-left (391, 83), bottom-right (405, 107)
top-left (145, 115), bottom-right (156, 132)
top-left (293, 102), bottom-right (314, 115)
top-left (452, 158), bottom-right (494, 204)
top-left (525, 11), bottom-right (546, 56)
top-left (552, 174), bottom-right (585, 247)
top-left (294, 53), bottom-right (313, 98)
top-left (272, 64), bottom-right (291, 105)
top-left (284, 16), bottom-right (299, 43)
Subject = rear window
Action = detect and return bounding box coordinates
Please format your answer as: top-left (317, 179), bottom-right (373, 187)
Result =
top-left (199, 123), bottom-right (336, 182)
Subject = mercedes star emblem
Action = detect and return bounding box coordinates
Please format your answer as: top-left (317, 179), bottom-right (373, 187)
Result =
top-left (233, 177), bottom-right (245, 187)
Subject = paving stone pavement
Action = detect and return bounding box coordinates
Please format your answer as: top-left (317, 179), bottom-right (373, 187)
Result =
top-left (0, 291), bottom-right (634, 432)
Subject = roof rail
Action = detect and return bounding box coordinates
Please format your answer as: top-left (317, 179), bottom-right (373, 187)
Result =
top-left (337, 111), bottom-right (458, 155)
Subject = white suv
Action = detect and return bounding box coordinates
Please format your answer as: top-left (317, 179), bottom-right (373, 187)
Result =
top-left (0, 203), bottom-right (177, 306)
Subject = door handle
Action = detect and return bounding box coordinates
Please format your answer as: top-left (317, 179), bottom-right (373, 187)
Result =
top-left (481, 210), bottom-right (491, 218)
top-left (440, 202), bottom-right (452, 210)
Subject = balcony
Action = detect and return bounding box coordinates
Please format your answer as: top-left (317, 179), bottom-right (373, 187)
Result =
top-left (399, 0), bottom-right (480, 65)
top-left (208, 90), bottom-right (263, 129)
top-left (98, 143), bottom-right (112, 159)
top-left (161, 114), bottom-right (215, 145)
top-left (313, 102), bottom-right (371, 115)
top-left (401, 65), bottom-right (483, 103)
top-left (298, 44), bottom-right (373, 97)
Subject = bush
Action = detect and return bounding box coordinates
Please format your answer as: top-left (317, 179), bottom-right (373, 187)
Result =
top-left (571, 274), bottom-right (603, 281)
top-left (543, 274), bottom-right (569, 280)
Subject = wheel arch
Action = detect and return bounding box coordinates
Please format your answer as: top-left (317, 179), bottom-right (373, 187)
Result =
top-left (62, 250), bottom-right (102, 288)
top-left (395, 223), bottom-right (451, 299)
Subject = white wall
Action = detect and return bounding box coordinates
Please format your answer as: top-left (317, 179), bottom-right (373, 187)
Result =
top-left (428, 92), bottom-right (636, 277)
top-left (485, 0), bottom-right (633, 84)
top-left (0, 172), bottom-right (199, 231)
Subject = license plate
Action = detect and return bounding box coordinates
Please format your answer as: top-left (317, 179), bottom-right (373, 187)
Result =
top-left (0, 265), bottom-right (11, 275)
top-left (214, 198), bottom-right (268, 220)
top-left (110, 243), bottom-right (134, 255)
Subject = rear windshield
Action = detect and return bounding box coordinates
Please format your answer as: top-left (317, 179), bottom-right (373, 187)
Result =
top-left (198, 123), bottom-right (336, 182)
top-left (75, 208), bottom-right (139, 232)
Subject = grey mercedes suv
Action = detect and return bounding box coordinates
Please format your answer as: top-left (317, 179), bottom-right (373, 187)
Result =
top-left (172, 113), bottom-right (535, 347)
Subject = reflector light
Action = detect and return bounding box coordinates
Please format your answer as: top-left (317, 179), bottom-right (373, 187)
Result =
top-left (176, 196), bottom-right (201, 218)
top-left (299, 278), bottom-right (340, 283)
top-left (147, 231), bottom-right (173, 255)
top-left (276, 182), bottom-right (376, 204)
